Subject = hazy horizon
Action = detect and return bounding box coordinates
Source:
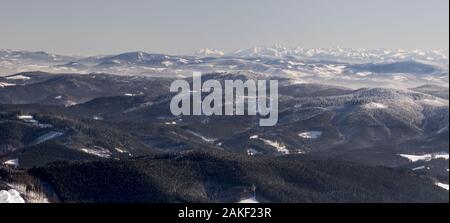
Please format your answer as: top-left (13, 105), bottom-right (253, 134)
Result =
top-left (0, 0), bottom-right (448, 55)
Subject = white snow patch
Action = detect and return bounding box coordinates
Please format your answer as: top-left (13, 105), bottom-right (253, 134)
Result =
top-left (54, 95), bottom-right (62, 100)
top-left (249, 135), bottom-right (259, 139)
top-left (420, 99), bottom-right (448, 107)
top-left (81, 147), bottom-right (112, 158)
top-left (399, 153), bottom-right (449, 162)
top-left (247, 148), bottom-right (258, 156)
top-left (165, 121), bottom-right (177, 125)
top-left (238, 197), bottom-right (259, 203)
top-left (33, 131), bottom-right (64, 145)
top-left (260, 138), bottom-right (289, 155)
top-left (0, 189), bottom-right (25, 203)
top-left (435, 182), bottom-right (449, 191)
top-left (161, 61), bottom-right (173, 67)
top-left (17, 115), bottom-right (34, 120)
top-left (437, 126), bottom-right (448, 134)
top-left (114, 147), bottom-right (132, 156)
top-left (411, 166), bottom-right (426, 171)
top-left (0, 82), bottom-right (16, 87)
top-left (356, 72), bottom-right (372, 77)
top-left (3, 159), bottom-right (19, 168)
top-left (114, 147), bottom-right (126, 153)
top-left (298, 131), bottom-right (322, 139)
top-left (187, 131), bottom-right (216, 143)
top-left (17, 115), bottom-right (53, 128)
top-left (363, 102), bottom-right (388, 109)
top-left (6, 183), bottom-right (49, 203)
top-left (6, 75), bottom-right (30, 80)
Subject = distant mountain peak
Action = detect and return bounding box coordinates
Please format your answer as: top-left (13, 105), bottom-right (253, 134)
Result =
top-left (195, 48), bottom-right (225, 57)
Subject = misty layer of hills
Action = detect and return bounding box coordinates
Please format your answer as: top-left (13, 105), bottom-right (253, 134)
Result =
top-left (1, 47), bottom-right (448, 89)
top-left (0, 48), bottom-right (448, 203)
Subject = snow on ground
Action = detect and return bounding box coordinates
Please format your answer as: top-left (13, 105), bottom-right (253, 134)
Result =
top-left (6, 183), bottom-right (49, 203)
top-left (33, 131), bottom-right (64, 145)
top-left (161, 61), bottom-right (173, 67)
top-left (399, 153), bottom-right (449, 162)
top-left (165, 121), bottom-right (177, 125)
top-left (5, 75), bottom-right (30, 80)
top-left (298, 131), bottom-right (322, 139)
top-left (187, 130), bottom-right (216, 143)
top-left (411, 166), bottom-right (426, 171)
top-left (437, 125), bottom-right (448, 134)
top-left (114, 147), bottom-right (132, 156)
top-left (363, 102), bottom-right (388, 109)
top-left (17, 115), bottom-right (53, 128)
top-left (3, 159), bottom-right (19, 168)
top-left (81, 147), bottom-right (112, 158)
top-left (17, 115), bottom-right (34, 120)
top-left (356, 72), bottom-right (372, 77)
top-left (249, 135), bottom-right (259, 139)
top-left (0, 189), bottom-right (25, 203)
top-left (114, 147), bottom-right (126, 153)
top-left (435, 182), bottom-right (449, 191)
top-left (54, 95), bottom-right (62, 100)
top-left (260, 138), bottom-right (289, 155)
top-left (247, 148), bottom-right (258, 156)
top-left (238, 197), bottom-right (259, 203)
top-left (420, 99), bottom-right (448, 107)
top-left (0, 82), bottom-right (16, 87)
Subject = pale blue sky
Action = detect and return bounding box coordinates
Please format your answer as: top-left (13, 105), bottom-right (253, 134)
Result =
top-left (0, 0), bottom-right (448, 55)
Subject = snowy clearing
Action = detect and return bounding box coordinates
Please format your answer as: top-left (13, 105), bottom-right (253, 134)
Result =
top-left (260, 138), bottom-right (289, 155)
top-left (298, 131), bottom-right (322, 139)
top-left (435, 182), bottom-right (449, 191)
top-left (238, 197), bottom-right (259, 203)
top-left (3, 159), bottom-right (19, 168)
top-left (81, 147), bottom-right (112, 158)
top-left (0, 82), bottom-right (16, 87)
top-left (399, 153), bottom-right (449, 162)
top-left (0, 189), bottom-right (25, 203)
top-left (6, 75), bottom-right (30, 80)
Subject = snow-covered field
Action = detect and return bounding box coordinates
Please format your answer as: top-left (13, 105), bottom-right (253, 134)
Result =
top-left (399, 153), bottom-right (449, 162)
top-left (0, 189), bottom-right (25, 203)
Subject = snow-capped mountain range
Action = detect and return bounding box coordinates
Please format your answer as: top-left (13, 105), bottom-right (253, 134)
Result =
top-left (229, 45), bottom-right (449, 63)
top-left (1, 46), bottom-right (448, 89)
